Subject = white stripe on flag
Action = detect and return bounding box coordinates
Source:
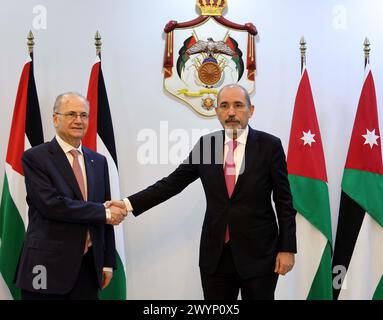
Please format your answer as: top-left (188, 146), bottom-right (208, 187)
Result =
top-left (96, 135), bottom-right (127, 273)
top-left (4, 135), bottom-right (31, 229)
top-left (5, 164), bottom-right (27, 229)
top-left (338, 213), bottom-right (383, 299)
top-left (276, 213), bottom-right (327, 299)
top-left (0, 274), bottom-right (12, 300)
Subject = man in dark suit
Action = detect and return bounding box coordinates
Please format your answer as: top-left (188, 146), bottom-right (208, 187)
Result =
top-left (15, 92), bottom-right (127, 300)
top-left (111, 84), bottom-right (296, 299)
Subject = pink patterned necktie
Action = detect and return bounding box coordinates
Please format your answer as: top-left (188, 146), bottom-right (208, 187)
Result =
top-left (69, 149), bottom-right (86, 200)
top-left (69, 149), bottom-right (91, 254)
top-left (224, 140), bottom-right (238, 244)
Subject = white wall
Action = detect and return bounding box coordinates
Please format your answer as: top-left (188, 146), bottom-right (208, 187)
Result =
top-left (1, 0), bottom-right (383, 299)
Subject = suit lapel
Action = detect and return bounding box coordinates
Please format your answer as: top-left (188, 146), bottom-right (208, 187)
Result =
top-left (48, 138), bottom-right (84, 201)
top-left (212, 131), bottom-right (229, 197)
top-left (82, 147), bottom-right (95, 202)
top-left (231, 127), bottom-right (258, 198)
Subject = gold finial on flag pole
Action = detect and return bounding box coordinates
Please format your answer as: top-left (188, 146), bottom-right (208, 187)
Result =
top-left (364, 37), bottom-right (370, 68)
top-left (27, 30), bottom-right (34, 56)
top-left (95, 31), bottom-right (102, 57)
top-left (300, 36), bottom-right (306, 73)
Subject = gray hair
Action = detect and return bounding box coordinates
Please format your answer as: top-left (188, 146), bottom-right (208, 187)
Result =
top-left (217, 84), bottom-right (252, 107)
top-left (53, 92), bottom-right (90, 113)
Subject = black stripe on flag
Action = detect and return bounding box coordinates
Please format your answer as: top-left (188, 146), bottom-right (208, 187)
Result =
top-left (97, 66), bottom-right (118, 168)
top-left (332, 191), bottom-right (365, 300)
top-left (25, 57), bottom-right (44, 147)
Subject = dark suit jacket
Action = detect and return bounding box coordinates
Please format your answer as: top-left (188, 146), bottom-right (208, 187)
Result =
top-left (15, 138), bottom-right (116, 294)
top-left (129, 127), bottom-right (296, 278)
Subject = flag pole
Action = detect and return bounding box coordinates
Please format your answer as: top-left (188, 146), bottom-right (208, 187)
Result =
top-left (300, 36), bottom-right (306, 74)
top-left (364, 37), bottom-right (370, 69)
top-left (95, 30), bottom-right (102, 59)
top-left (27, 30), bottom-right (34, 59)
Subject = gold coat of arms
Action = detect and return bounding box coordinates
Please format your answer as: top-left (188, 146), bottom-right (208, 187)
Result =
top-left (163, 0), bottom-right (258, 117)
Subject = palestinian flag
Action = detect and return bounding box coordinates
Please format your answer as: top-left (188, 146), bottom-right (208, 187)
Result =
top-left (83, 57), bottom-right (127, 300)
top-left (332, 65), bottom-right (383, 300)
top-left (0, 57), bottom-right (44, 300)
top-left (279, 67), bottom-right (332, 299)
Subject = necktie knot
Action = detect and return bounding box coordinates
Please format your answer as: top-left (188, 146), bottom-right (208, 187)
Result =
top-left (69, 149), bottom-right (80, 159)
top-left (225, 140), bottom-right (238, 171)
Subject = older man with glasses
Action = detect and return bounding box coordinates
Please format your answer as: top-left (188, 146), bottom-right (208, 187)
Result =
top-left (14, 92), bottom-right (127, 300)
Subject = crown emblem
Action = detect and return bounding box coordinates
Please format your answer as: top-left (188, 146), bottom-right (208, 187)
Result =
top-left (196, 0), bottom-right (227, 16)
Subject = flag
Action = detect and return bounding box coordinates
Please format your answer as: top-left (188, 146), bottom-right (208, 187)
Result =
top-left (332, 65), bottom-right (383, 300)
top-left (281, 67), bottom-right (333, 299)
top-left (0, 57), bottom-right (44, 300)
top-left (83, 57), bottom-right (127, 299)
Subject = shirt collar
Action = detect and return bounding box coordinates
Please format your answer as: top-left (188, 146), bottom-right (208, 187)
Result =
top-left (56, 134), bottom-right (83, 155)
top-left (224, 125), bottom-right (249, 146)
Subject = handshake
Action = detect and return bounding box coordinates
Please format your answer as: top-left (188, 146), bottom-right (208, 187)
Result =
top-left (104, 200), bottom-right (128, 225)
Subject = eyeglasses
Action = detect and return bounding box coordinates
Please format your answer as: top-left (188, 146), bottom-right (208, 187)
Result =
top-left (216, 102), bottom-right (246, 111)
top-left (55, 112), bottom-right (89, 121)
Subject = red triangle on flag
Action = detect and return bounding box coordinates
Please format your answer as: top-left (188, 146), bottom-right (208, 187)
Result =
top-left (6, 62), bottom-right (31, 175)
top-left (287, 68), bottom-right (328, 182)
top-left (82, 59), bottom-right (100, 151)
top-left (345, 69), bottom-right (383, 174)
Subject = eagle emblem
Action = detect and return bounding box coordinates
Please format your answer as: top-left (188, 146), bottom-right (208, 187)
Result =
top-left (177, 35), bottom-right (244, 88)
top-left (163, 0), bottom-right (257, 117)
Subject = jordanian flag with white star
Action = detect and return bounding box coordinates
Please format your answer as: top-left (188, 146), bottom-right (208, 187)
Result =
top-left (83, 57), bottom-right (127, 299)
top-left (0, 57), bottom-right (44, 299)
top-left (279, 67), bottom-right (333, 299)
top-left (332, 65), bottom-right (383, 300)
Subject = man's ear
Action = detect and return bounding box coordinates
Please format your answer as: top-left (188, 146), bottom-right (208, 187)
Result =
top-left (53, 113), bottom-right (58, 128)
top-left (249, 104), bottom-right (255, 117)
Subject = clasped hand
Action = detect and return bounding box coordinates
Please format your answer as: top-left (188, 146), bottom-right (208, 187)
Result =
top-left (105, 200), bottom-right (128, 225)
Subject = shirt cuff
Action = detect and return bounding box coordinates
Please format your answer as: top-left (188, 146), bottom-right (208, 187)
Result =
top-left (103, 267), bottom-right (113, 273)
top-left (105, 208), bottom-right (111, 220)
top-left (123, 198), bottom-right (133, 212)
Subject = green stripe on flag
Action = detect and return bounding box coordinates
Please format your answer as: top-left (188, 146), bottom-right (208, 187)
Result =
top-left (99, 253), bottom-right (126, 300)
top-left (288, 174), bottom-right (332, 244)
top-left (342, 169), bottom-right (383, 227)
top-left (373, 275), bottom-right (383, 300)
top-left (0, 173), bottom-right (25, 300)
top-left (307, 242), bottom-right (333, 300)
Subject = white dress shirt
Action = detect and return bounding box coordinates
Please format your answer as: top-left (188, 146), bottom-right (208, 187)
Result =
top-left (223, 125), bottom-right (249, 182)
top-left (56, 135), bottom-right (88, 197)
